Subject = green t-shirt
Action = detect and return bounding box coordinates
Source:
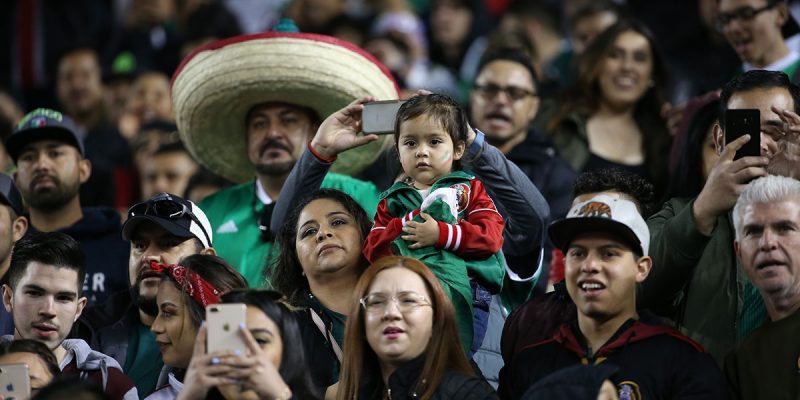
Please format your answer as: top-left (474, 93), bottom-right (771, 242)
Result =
top-left (201, 174), bottom-right (380, 287)
top-left (123, 323), bottom-right (164, 397)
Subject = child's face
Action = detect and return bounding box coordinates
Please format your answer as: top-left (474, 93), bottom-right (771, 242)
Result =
top-left (397, 115), bottom-right (465, 189)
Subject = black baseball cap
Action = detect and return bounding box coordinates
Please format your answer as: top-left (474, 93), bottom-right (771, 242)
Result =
top-left (7, 108), bottom-right (85, 162)
top-left (0, 173), bottom-right (23, 216)
top-left (122, 192), bottom-right (213, 248)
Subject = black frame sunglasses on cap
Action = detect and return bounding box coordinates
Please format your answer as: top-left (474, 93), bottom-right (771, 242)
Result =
top-left (128, 194), bottom-right (212, 247)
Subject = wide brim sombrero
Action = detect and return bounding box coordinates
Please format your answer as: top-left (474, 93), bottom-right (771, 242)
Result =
top-left (172, 32), bottom-right (400, 183)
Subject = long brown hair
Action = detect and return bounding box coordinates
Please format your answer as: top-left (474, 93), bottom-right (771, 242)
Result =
top-left (336, 256), bottom-right (473, 400)
top-left (546, 19), bottom-right (668, 133)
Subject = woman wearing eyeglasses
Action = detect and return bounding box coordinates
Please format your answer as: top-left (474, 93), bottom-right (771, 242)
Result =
top-left (144, 254), bottom-right (249, 400)
top-left (541, 19), bottom-right (671, 199)
top-left (270, 189), bottom-right (373, 398)
top-left (336, 256), bottom-right (496, 400)
top-left (177, 290), bottom-right (320, 400)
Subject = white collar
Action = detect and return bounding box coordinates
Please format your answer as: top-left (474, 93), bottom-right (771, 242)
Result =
top-left (744, 50), bottom-right (800, 72)
top-left (255, 179), bottom-right (273, 205)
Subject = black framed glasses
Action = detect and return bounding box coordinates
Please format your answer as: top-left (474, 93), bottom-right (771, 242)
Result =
top-left (716, 1), bottom-right (778, 30)
top-left (474, 83), bottom-right (536, 101)
top-left (128, 194), bottom-right (212, 247)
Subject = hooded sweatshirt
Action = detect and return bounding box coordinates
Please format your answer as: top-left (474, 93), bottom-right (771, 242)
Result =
top-left (144, 367), bottom-right (182, 400)
top-left (0, 335), bottom-right (137, 400)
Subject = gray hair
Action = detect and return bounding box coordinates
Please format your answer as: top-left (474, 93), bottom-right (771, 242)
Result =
top-left (733, 176), bottom-right (800, 239)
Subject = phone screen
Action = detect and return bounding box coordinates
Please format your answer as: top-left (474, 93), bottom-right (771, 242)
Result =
top-left (362, 100), bottom-right (406, 135)
top-left (725, 109), bottom-right (761, 160)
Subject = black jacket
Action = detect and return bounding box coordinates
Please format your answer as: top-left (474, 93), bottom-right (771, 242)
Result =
top-left (359, 356), bottom-right (497, 400)
top-left (499, 313), bottom-right (729, 400)
top-left (71, 288), bottom-right (139, 367)
top-left (296, 293), bottom-right (341, 395)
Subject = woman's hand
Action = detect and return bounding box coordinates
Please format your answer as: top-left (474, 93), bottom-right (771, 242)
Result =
top-left (310, 96), bottom-right (380, 159)
top-left (177, 324), bottom-right (240, 400)
top-left (227, 324), bottom-right (293, 400)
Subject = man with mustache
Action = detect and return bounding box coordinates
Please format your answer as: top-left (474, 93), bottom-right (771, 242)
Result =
top-left (6, 108), bottom-right (129, 305)
top-left (469, 49), bottom-right (576, 221)
top-left (1, 232), bottom-right (137, 400)
top-left (645, 70), bottom-right (800, 365)
top-left (72, 192), bottom-right (215, 397)
top-left (725, 175), bottom-right (800, 399)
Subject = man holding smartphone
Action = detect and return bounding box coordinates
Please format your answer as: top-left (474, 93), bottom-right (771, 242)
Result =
top-left (644, 70), bottom-right (800, 364)
top-left (72, 192), bottom-right (215, 397)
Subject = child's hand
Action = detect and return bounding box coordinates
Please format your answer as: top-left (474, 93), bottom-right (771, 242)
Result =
top-left (401, 213), bottom-right (439, 249)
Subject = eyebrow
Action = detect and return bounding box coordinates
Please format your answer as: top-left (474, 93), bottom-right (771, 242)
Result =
top-left (21, 284), bottom-right (77, 298)
top-left (299, 211), bottom-right (351, 230)
top-left (249, 328), bottom-right (274, 337)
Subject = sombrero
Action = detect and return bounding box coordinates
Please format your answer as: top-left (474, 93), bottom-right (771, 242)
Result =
top-left (172, 32), bottom-right (400, 183)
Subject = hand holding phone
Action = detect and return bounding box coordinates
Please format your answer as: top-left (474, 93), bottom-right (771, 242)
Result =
top-left (362, 100), bottom-right (406, 135)
top-left (725, 109), bottom-right (761, 160)
top-left (206, 304), bottom-right (247, 355)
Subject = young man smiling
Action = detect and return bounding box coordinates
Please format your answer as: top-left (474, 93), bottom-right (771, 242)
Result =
top-left (498, 194), bottom-right (727, 400)
top-left (1, 232), bottom-right (137, 400)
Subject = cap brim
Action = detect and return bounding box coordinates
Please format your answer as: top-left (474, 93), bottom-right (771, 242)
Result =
top-left (122, 215), bottom-right (196, 242)
top-left (548, 217), bottom-right (643, 255)
top-left (7, 127), bottom-right (82, 161)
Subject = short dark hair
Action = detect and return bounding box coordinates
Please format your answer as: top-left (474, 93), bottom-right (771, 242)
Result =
top-left (244, 102), bottom-right (321, 130)
top-left (572, 168), bottom-right (656, 218)
top-left (7, 232), bottom-right (86, 296)
top-left (569, 0), bottom-right (627, 30)
top-left (476, 48), bottom-right (539, 89)
top-left (272, 189), bottom-right (371, 305)
top-left (160, 254), bottom-right (248, 328)
top-left (0, 339), bottom-right (61, 380)
top-left (152, 141), bottom-right (190, 157)
top-left (220, 290), bottom-right (319, 399)
top-left (31, 376), bottom-right (110, 400)
top-left (719, 70), bottom-right (800, 128)
top-left (394, 94), bottom-right (469, 171)
top-left (183, 167), bottom-right (233, 200)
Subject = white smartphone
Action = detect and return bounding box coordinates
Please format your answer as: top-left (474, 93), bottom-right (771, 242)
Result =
top-left (362, 100), bottom-right (406, 134)
top-left (206, 303), bottom-right (247, 355)
top-left (0, 363), bottom-right (30, 400)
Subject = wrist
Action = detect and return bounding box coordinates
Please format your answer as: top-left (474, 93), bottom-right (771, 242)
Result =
top-left (691, 196), bottom-right (717, 235)
top-left (308, 140), bottom-right (337, 163)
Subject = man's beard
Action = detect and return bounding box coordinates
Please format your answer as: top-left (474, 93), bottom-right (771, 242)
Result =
top-left (254, 160), bottom-right (296, 177)
top-left (130, 284), bottom-right (158, 317)
top-left (25, 177), bottom-right (80, 212)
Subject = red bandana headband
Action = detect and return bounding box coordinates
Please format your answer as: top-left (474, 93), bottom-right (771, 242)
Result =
top-left (149, 261), bottom-right (221, 307)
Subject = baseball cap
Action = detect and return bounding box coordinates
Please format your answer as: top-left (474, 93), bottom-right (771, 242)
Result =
top-left (122, 192), bottom-right (213, 248)
top-left (7, 108), bottom-right (85, 162)
top-left (548, 194), bottom-right (650, 256)
top-left (0, 173), bottom-right (23, 216)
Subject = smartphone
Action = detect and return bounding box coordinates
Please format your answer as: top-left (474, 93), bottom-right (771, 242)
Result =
top-left (362, 100), bottom-right (406, 135)
top-left (206, 303), bottom-right (247, 355)
top-left (0, 363), bottom-right (30, 400)
top-left (725, 109), bottom-right (761, 160)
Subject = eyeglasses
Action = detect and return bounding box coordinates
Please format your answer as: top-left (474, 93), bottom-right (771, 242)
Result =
top-left (128, 194), bottom-right (212, 247)
top-left (360, 292), bottom-right (431, 314)
top-left (716, 1), bottom-right (778, 30)
top-left (473, 83), bottom-right (536, 101)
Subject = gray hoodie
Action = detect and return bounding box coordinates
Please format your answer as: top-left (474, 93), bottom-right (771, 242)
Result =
top-left (144, 367), bottom-right (181, 400)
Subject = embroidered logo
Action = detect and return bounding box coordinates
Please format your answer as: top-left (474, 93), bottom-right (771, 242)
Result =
top-left (450, 183), bottom-right (470, 213)
top-left (31, 116), bottom-right (47, 128)
top-left (578, 201), bottom-right (613, 219)
top-left (617, 381), bottom-right (641, 400)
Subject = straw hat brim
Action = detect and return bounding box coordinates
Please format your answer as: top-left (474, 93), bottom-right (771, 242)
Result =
top-left (172, 32), bottom-right (400, 183)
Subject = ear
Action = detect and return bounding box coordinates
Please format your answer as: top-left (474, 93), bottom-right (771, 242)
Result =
top-left (12, 216), bottom-right (27, 242)
top-left (712, 123), bottom-right (725, 156)
top-left (635, 255), bottom-right (652, 283)
top-left (453, 140), bottom-right (466, 161)
top-left (776, 2), bottom-right (789, 26)
top-left (73, 296), bottom-right (88, 322)
top-left (78, 158), bottom-right (92, 184)
top-left (2, 284), bottom-right (13, 313)
top-left (200, 247), bottom-right (217, 256)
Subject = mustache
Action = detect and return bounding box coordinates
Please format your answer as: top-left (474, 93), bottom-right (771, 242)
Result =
top-left (259, 140), bottom-right (292, 154)
top-left (31, 173), bottom-right (60, 187)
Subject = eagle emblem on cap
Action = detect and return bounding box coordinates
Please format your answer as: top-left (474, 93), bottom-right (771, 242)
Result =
top-left (578, 201), bottom-right (612, 219)
top-left (450, 183), bottom-right (470, 213)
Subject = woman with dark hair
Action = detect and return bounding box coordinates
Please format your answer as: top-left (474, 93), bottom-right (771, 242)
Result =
top-left (336, 256), bottom-right (496, 399)
top-left (144, 254), bottom-right (248, 400)
top-left (177, 290), bottom-right (320, 400)
top-left (665, 96), bottom-right (721, 200)
top-left (270, 188), bottom-right (372, 396)
top-left (543, 19), bottom-right (672, 196)
top-left (0, 339), bottom-right (61, 395)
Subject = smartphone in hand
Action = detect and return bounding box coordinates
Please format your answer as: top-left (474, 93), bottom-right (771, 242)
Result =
top-left (206, 303), bottom-right (247, 355)
top-left (725, 109), bottom-right (761, 160)
top-left (0, 363), bottom-right (30, 400)
top-left (362, 100), bottom-right (406, 135)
